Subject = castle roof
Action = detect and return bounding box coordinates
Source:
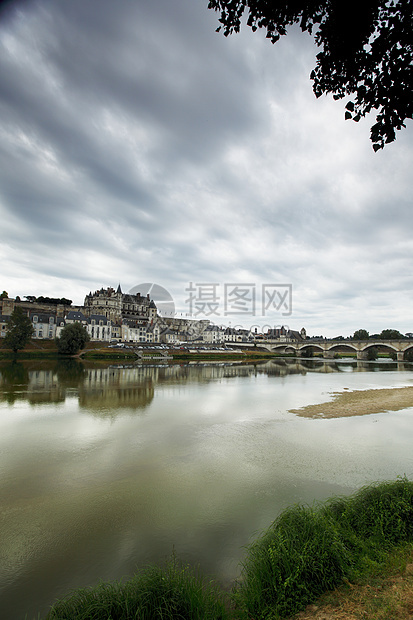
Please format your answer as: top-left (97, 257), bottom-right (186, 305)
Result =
top-left (66, 310), bottom-right (86, 321)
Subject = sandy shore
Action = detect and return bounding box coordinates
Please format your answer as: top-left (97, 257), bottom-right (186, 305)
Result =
top-left (289, 386), bottom-right (413, 418)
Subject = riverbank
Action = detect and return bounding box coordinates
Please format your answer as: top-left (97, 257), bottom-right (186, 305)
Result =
top-left (44, 478), bottom-right (413, 620)
top-left (292, 546), bottom-right (413, 619)
top-left (0, 339), bottom-right (284, 362)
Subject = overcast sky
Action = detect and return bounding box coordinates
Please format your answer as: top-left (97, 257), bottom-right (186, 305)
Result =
top-left (1, 0), bottom-right (412, 336)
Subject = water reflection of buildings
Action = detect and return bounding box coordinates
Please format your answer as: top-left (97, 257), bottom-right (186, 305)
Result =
top-left (0, 365), bottom-right (66, 404)
top-left (78, 366), bottom-right (155, 411)
top-left (0, 359), bottom-right (407, 408)
top-left (28, 369), bottom-right (66, 404)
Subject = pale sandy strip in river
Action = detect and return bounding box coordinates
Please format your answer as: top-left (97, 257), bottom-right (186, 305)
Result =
top-left (289, 386), bottom-right (413, 418)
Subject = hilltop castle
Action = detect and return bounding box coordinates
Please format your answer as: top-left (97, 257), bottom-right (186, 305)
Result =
top-left (83, 285), bottom-right (157, 323)
top-left (0, 285), bottom-right (306, 346)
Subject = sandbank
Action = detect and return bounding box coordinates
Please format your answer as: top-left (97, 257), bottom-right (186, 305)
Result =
top-left (289, 385), bottom-right (413, 418)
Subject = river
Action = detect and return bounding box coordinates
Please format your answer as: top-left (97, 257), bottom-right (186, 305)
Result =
top-left (0, 358), bottom-right (413, 619)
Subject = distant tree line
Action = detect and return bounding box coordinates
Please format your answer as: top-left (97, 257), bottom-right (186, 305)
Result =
top-left (24, 295), bottom-right (72, 306)
top-left (320, 329), bottom-right (411, 341)
top-left (352, 329), bottom-right (408, 340)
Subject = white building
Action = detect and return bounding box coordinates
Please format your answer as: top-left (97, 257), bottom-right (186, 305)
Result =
top-left (30, 312), bottom-right (57, 340)
top-left (202, 325), bottom-right (225, 344)
top-left (122, 319), bottom-right (160, 343)
top-left (86, 315), bottom-right (112, 342)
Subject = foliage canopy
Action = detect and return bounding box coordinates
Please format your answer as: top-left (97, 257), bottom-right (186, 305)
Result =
top-left (379, 328), bottom-right (406, 339)
top-left (56, 322), bottom-right (90, 355)
top-left (353, 328), bottom-right (369, 340)
top-left (4, 307), bottom-right (34, 353)
top-left (208, 0), bottom-right (413, 150)
top-left (25, 295), bottom-right (72, 305)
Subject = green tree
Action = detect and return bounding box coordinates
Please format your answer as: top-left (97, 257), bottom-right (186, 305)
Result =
top-left (353, 329), bottom-right (369, 340)
top-left (4, 307), bottom-right (34, 354)
top-left (0, 290), bottom-right (8, 299)
top-left (366, 347), bottom-right (378, 360)
top-left (379, 328), bottom-right (405, 339)
top-left (208, 0), bottom-right (412, 150)
top-left (36, 296), bottom-right (72, 305)
top-left (56, 322), bottom-right (90, 355)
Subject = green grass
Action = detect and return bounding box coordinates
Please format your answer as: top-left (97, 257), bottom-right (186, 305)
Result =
top-left (232, 504), bottom-right (352, 619)
top-left (81, 352), bottom-right (137, 359)
top-left (233, 477), bottom-right (413, 619)
top-left (45, 556), bottom-right (230, 620)
top-left (41, 479), bottom-right (413, 620)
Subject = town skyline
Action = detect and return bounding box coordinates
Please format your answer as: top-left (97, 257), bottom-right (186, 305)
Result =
top-left (1, 286), bottom-right (410, 342)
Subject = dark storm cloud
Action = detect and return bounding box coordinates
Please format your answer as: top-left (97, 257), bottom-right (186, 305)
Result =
top-left (22, 0), bottom-right (260, 164)
top-left (0, 0), bottom-right (267, 252)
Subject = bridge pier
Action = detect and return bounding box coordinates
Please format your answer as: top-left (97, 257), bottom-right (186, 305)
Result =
top-left (357, 351), bottom-right (368, 360)
top-left (397, 351), bottom-right (404, 361)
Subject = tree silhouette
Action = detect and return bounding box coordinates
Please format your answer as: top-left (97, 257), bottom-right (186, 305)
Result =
top-left (208, 0), bottom-right (412, 150)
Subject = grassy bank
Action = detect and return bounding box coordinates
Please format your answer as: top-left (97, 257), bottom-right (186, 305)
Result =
top-left (292, 543), bottom-right (413, 619)
top-left (0, 340), bottom-right (282, 362)
top-left (43, 478), bottom-right (413, 619)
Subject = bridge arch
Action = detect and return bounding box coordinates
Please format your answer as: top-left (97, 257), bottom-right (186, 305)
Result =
top-left (404, 344), bottom-right (413, 359)
top-left (359, 343), bottom-right (399, 354)
top-left (297, 343), bottom-right (326, 355)
top-left (324, 343), bottom-right (358, 354)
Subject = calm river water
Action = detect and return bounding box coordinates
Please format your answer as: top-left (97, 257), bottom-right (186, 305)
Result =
top-left (1, 358), bottom-right (413, 619)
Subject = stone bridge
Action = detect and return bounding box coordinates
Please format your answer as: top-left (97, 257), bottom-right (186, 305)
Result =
top-left (250, 339), bottom-right (413, 361)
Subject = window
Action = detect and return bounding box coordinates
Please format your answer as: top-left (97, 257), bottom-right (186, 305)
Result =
top-left (33, 316), bottom-right (38, 322)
